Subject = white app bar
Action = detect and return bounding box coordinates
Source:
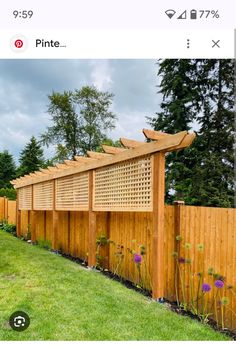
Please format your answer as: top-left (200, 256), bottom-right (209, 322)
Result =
top-left (0, 30), bottom-right (234, 59)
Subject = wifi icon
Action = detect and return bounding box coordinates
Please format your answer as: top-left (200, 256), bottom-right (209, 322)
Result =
top-left (165, 9), bottom-right (176, 19)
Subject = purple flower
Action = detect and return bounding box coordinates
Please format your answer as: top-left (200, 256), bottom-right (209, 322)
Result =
top-left (202, 283), bottom-right (211, 293)
top-left (215, 280), bottom-right (224, 289)
top-left (178, 257), bottom-right (186, 264)
top-left (134, 253), bottom-right (142, 264)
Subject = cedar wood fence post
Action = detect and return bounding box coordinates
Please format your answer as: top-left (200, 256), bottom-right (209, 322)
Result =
top-left (16, 191), bottom-right (21, 237)
top-left (3, 196), bottom-right (8, 220)
top-left (173, 200), bottom-right (185, 301)
top-left (88, 170), bottom-right (97, 267)
top-left (30, 184), bottom-right (36, 242)
top-left (151, 152), bottom-right (165, 300)
top-left (52, 179), bottom-right (59, 249)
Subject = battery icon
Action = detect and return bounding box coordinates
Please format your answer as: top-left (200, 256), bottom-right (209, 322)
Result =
top-left (190, 9), bottom-right (197, 19)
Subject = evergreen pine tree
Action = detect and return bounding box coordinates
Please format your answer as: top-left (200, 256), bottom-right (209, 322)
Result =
top-left (0, 150), bottom-right (17, 188)
top-left (147, 59), bottom-right (201, 202)
top-left (148, 59), bottom-right (235, 207)
top-left (18, 136), bottom-right (44, 176)
top-left (190, 59), bottom-right (235, 207)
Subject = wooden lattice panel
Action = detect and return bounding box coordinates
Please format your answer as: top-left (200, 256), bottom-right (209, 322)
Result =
top-left (56, 172), bottom-right (89, 211)
top-left (33, 181), bottom-right (53, 210)
top-left (18, 186), bottom-right (32, 210)
top-left (93, 156), bottom-right (153, 211)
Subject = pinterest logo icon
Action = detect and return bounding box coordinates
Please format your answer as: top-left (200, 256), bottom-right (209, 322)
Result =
top-left (10, 35), bottom-right (28, 52)
top-left (14, 39), bottom-right (24, 48)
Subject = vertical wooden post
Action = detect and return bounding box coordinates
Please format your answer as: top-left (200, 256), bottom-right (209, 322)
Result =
top-left (173, 200), bottom-right (185, 301)
top-left (4, 196), bottom-right (8, 221)
top-left (151, 152), bottom-right (165, 300)
top-left (52, 179), bottom-right (59, 250)
top-left (88, 170), bottom-right (96, 267)
top-left (16, 190), bottom-right (21, 237)
top-left (105, 212), bottom-right (111, 269)
top-left (30, 185), bottom-right (36, 242)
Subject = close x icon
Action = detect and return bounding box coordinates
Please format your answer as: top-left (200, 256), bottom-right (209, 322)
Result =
top-left (212, 39), bottom-right (220, 48)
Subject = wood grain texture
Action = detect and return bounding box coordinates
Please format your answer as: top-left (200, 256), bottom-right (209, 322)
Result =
top-left (11, 191), bottom-right (236, 331)
top-left (13, 131), bottom-right (187, 188)
top-left (88, 171), bottom-right (96, 266)
top-left (151, 152), bottom-right (165, 299)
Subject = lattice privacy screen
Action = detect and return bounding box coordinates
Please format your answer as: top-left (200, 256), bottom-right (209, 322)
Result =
top-left (93, 156), bottom-right (153, 211)
top-left (19, 186), bottom-right (32, 210)
top-left (33, 181), bottom-right (53, 210)
top-left (56, 172), bottom-right (89, 211)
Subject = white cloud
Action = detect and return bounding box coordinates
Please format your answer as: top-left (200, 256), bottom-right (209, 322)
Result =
top-left (89, 60), bottom-right (113, 90)
top-left (0, 59), bottom-right (161, 163)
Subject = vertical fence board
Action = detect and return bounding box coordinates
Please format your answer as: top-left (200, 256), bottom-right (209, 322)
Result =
top-left (4, 192), bottom-right (236, 332)
top-left (7, 200), bottom-right (16, 224)
top-left (45, 211), bottom-right (53, 244)
top-left (35, 211), bottom-right (45, 240)
top-left (0, 198), bottom-right (4, 221)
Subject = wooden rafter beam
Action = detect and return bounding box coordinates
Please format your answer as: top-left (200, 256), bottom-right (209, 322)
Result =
top-left (74, 156), bottom-right (97, 163)
top-left (29, 173), bottom-right (39, 178)
top-left (47, 166), bottom-right (59, 172)
top-left (55, 163), bottom-right (70, 170)
top-left (143, 129), bottom-right (171, 141)
top-left (166, 133), bottom-right (196, 152)
top-left (102, 145), bottom-right (127, 154)
top-left (21, 176), bottom-right (31, 180)
top-left (39, 168), bottom-right (54, 174)
top-left (87, 151), bottom-right (111, 159)
top-left (14, 131), bottom-right (188, 188)
top-left (64, 160), bottom-right (80, 166)
top-left (34, 171), bottom-right (46, 177)
top-left (120, 138), bottom-right (144, 148)
top-left (11, 179), bottom-right (20, 184)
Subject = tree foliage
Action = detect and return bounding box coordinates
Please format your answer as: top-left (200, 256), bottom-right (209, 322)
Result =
top-left (148, 59), bottom-right (235, 207)
top-left (96, 138), bottom-right (123, 152)
top-left (0, 188), bottom-right (17, 200)
top-left (41, 86), bottom-right (116, 160)
top-left (18, 136), bottom-right (45, 176)
top-left (0, 151), bottom-right (17, 189)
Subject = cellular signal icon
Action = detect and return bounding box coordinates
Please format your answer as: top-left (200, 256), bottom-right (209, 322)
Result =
top-left (165, 9), bottom-right (176, 19)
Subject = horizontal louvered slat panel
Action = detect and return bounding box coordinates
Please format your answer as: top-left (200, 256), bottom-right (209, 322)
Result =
top-left (93, 156), bottom-right (153, 211)
top-left (33, 181), bottom-right (53, 210)
top-left (56, 172), bottom-right (89, 211)
top-left (19, 186), bottom-right (32, 210)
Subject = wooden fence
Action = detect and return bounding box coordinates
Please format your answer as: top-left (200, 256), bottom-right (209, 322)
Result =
top-left (15, 204), bottom-right (236, 331)
top-left (0, 197), bottom-right (16, 224)
top-left (8, 129), bottom-right (236, 331)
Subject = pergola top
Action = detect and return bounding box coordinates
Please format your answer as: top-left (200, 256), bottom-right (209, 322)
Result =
top-left (11, 129), bottom-right (195, 188)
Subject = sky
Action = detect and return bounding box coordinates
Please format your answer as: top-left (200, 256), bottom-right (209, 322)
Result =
top-left (0, 59), bottom-right (161, 163)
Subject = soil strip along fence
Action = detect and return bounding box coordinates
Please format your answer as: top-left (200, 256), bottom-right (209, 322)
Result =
top-left (10, 129), bottom-right (236, 331)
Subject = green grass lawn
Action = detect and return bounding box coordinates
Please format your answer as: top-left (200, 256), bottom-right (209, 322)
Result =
top-left (0, 231), bottom-right (229, 341)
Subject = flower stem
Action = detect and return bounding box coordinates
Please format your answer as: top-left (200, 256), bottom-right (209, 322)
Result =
top-left (175, 260), bottom-right (179, 306)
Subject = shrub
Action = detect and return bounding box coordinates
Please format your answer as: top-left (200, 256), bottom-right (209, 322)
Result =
top-left (37, 239), bottom-right (52, 250)
top-left (0, 220), bottom-right (16, 236)
top-left (0, 188), bottom-right (17, 200)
